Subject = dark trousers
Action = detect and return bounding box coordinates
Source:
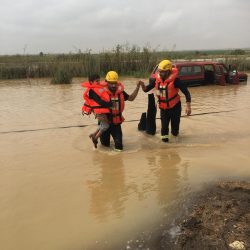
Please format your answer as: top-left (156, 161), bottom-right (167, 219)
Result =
top-left (137, 93), bottom-right (157, 135)
top-left (146, 93), bottom-right (157, 135)
top-left (160, 101), bottom-right (182, 137)
top-left (100, 124), bottom-right (123, 150)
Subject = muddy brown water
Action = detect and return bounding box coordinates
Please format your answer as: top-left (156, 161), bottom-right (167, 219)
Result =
top-left (1, 77), bottom-right (250, 250)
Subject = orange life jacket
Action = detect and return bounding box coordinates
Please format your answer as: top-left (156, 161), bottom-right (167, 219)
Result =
top-left (81, 82), bottom-right (111, 115)
top-left (155, 68), bottom-right (180, 109)
top-left (102, 81), bottom-right (125, 124)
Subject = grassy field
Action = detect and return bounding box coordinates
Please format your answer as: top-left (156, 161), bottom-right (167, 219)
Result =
top-left (0, 45), bottom-right (249, 80)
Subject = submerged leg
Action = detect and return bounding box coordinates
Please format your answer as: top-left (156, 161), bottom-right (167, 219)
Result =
top-left (160, 109), bottom-right (171, 142)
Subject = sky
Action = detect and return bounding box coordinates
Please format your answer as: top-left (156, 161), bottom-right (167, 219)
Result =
top-left (0, 0), bottom-right (249, 55)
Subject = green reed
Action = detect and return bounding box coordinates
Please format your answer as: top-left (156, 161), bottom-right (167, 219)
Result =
top-left (0, 46), bottom-right (249, 81)
top-left (51, 65), bottom-right (73, 84)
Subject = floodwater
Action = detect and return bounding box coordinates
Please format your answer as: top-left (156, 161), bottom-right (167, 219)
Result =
top-left (1, 77), bottom-right (250, 250)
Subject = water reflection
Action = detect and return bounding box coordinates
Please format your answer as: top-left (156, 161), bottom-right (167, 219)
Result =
top-left (89, 151), bottom-right (183, 214)
top-left (87, 153), bottom-right (128, 222)
top-left (87, 149), bottom-right (186, 223)
top-left (154, 150), bottom-right (182, 206)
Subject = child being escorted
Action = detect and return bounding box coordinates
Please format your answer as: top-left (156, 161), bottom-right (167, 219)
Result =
top-left (81, 74), bottom-right (112, 148)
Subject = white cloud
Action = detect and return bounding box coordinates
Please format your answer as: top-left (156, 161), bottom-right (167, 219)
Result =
top-left (152, 10), bottom-right (183, 30)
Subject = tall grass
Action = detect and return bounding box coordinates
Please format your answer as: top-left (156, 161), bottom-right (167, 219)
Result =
top-left (223, 56), bottom-right (250, 72)
top-left (51, 65), bottom-right (73, 84)
top-left (0, 46), bottom-right (249, 81)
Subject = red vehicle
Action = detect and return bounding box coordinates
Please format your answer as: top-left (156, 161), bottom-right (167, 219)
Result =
top-left (150, 61), bottom-right (248, 86)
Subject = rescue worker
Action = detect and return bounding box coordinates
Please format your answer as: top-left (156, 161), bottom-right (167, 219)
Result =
top-left (100, 71), bottom-right (141, 151)
top-left (140, 59), bottom-right (191, 142)
top-left (82, 74), bottom-right (113, 148)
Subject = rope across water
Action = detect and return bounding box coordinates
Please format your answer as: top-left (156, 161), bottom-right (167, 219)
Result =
top-left (0, 109), bottom-right (238, 134)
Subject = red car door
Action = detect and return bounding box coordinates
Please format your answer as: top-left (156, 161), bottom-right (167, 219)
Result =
top-left (215, 65), bottom-right (226, 85)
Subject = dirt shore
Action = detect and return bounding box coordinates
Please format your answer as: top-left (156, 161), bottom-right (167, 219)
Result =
top-left (124, 181), bottom-right (250, 250)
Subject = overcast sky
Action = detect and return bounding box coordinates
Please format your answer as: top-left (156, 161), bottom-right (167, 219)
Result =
top-left (0, 0), bottom-right (249, 55)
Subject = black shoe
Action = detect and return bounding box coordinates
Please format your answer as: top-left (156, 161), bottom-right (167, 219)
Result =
top-left (138, 112), bottom-right (146, 131)
top-left (162, 138), bottom-right (169, 143)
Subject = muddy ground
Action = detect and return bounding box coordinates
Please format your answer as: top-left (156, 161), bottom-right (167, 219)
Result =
top-left (123, 181), bottom-right (250, 250)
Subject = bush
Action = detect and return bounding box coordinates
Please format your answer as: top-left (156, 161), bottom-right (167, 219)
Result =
top-left (231, 49), bottom-right (245, 55)
top-left (51, 66), bottom-right (72, 84)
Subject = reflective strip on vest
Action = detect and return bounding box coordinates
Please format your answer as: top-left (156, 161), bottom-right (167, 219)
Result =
top-left (161, 135), bottom-right (169, 139)
top-left (97, 88), bottom-right (104, 93)
top-left (156, 81), bottom-right (180, 109)
top-left (106, 82), bottom-right (125, 124)
top-left (158, 86), bottom-right (167, 98)
top-left (111, 97), bottom-right (119, 111)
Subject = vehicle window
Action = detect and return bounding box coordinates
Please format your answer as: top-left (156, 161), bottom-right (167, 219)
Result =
top-left (193, 66), bottom-right (202, 74)
top-left (179, 66), bottom-right (192, 76)
top-left (215, 65), bottom-right (222, 75)
top-left (221, 65), bottom-right (228, 74)
top-left (204, 64), bottom-right (214, 71)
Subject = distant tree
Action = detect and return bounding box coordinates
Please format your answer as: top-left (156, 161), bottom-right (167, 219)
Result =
top-left (39, 52), bottom-right (44, 56)
top-left (231, 49), bottom-right (245, 55)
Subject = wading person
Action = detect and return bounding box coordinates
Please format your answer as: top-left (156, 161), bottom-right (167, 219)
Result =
top-left (100, 71), bottom-right (141, 151)
top-left (140, 59), bottom-right (191, 142)
top-left (81, 74), bottom-right (113, 148)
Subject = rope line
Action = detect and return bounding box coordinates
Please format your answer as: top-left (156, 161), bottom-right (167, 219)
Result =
top-left (0, 109), bottom-right (238, 134)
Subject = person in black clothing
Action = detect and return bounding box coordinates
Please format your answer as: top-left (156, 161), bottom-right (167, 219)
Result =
top-left (137, 84), bottom-right (157, 135)
top-left (100, 71), bottom-right (141, 151)
top-left (140, 59), bottom-right (191, 142)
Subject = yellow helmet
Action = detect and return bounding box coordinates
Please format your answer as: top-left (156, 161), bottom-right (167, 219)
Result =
top-left (158, 59), bottom-right (172, 71)
top-left (105, 71), bottom-right (118, 83)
